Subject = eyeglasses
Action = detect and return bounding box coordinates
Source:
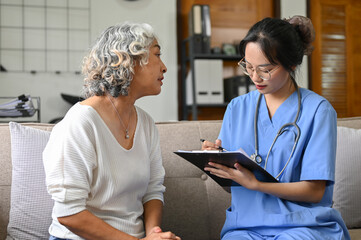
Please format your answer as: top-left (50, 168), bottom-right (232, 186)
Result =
top-left (237, 58), bottom-right (280, 81)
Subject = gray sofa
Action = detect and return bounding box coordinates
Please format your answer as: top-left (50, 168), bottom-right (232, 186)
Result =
top-left (0, 118), bottom-right (360, 240)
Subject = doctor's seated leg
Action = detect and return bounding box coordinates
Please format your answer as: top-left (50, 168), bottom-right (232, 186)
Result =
top-left (274, 226), bottom-right (345, 240)
top-left (222, 230), bottom-right (265, 240)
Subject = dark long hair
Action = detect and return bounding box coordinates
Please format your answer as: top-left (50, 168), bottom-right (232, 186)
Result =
top-left (239, 17), bottom-right (309, 82)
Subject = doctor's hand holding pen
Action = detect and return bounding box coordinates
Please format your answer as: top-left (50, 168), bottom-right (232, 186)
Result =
top-left (200, 138), bottom-right (226, 151)
top-left (200, 139), bottom-right (258, 189)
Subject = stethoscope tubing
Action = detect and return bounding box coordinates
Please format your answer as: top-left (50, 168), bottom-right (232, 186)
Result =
top-left (252, 87), bottom-right (301, 180)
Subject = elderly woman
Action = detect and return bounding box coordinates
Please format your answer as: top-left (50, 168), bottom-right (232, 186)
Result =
top-left (43, 22), bottom-right (180, 240)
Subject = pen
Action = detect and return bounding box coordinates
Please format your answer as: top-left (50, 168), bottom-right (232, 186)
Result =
top-left (200, 139), bottom-right (227, 152)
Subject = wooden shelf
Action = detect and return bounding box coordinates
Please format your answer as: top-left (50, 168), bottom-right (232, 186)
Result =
top-left (177, 0), bottom-right (275, 120)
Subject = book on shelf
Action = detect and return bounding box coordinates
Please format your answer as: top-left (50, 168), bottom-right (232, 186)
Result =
top-left (188, 4), bottom-right (211, 54)
top-left (174, 149), bottom-right (278, 187)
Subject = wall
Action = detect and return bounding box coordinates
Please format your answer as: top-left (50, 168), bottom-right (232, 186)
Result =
top-left (0, 0), bottom-right (177, 123)
top-left (280, 0), bottom-right (309, 88)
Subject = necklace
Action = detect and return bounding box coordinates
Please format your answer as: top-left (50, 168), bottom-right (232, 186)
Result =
top-left (107, 95), bottom-right (132, 139)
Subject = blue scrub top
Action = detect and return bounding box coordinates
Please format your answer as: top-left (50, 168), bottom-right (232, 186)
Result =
top-left (219, 88), bottom-right (350, 238)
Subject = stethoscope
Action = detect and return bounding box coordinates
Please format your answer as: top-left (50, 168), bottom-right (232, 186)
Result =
top-left (250, 87), bottom-right (301, 180)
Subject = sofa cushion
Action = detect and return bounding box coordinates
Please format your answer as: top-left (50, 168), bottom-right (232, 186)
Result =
top-left (7, 122), bottom-right (53, 239)
top-left (157, 121), bottom-right (230, 240)
top-left (333, 126), bottom-right (361, 228)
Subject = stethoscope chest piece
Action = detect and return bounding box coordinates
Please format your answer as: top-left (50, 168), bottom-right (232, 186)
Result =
top-left (251, 154), bottom-right (262, 164)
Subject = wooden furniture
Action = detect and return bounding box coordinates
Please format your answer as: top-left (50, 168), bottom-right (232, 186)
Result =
top-left (177, 0), bottom-right (275, 120)
top-left (180, 42), bottom-right (243, 120)
top-left (310, 0), bottom-right (361, 117)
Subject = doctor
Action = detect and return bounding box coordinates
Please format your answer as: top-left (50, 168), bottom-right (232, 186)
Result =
top-left (202, 16), bottom-right (350, 240)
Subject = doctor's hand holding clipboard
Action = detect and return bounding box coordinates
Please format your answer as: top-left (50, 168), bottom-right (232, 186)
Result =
top-left (201, 139), bottom-right (271, 192)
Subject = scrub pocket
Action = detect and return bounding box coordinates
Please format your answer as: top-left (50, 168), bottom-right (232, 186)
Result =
top-left (221, 207), bottom-right (239, 238)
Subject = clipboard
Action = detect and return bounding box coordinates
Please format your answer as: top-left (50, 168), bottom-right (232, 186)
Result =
top-left (174, 150), bottom-right (278, 187)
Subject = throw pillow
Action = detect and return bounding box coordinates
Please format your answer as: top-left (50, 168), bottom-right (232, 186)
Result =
top-left (333, 126), bottom-right (361, 228)
top-left (7, 122), bottom-right (53, 239)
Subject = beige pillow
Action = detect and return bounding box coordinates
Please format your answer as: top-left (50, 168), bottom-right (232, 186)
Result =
top-left (333, 126), bottom-right (361, 228)
top-left (7, 122), bottom-right (53, 239)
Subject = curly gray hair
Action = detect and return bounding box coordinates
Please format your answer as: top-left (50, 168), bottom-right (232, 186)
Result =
top-left (81, 22), bottom-right (156, 98)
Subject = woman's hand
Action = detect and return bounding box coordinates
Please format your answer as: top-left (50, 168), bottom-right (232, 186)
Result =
top-left (140, 226), bottom-right (181, 240)
top-left (142, 200), bottom-right (181, 240)
top-left (201, 139), bottom-right (222, 151)
top-left (204, 162), bottom-right (260, 190)
top-left (202, 139), bottom-right (260, 189)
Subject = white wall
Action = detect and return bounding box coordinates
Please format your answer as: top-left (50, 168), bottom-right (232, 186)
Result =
top-left (0, 0), bottom-right (177, 123)
top-left (280, 0), bottom-right (308, 89)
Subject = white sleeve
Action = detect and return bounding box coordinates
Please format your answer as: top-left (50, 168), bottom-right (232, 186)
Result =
top-left (142, 115), bottom-right (165, 204)
top-left (43, 113), bottom-right (97, 217)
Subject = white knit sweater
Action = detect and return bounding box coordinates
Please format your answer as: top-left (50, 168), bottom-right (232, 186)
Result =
top-left (43, 103), bottom-right (165, 239)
